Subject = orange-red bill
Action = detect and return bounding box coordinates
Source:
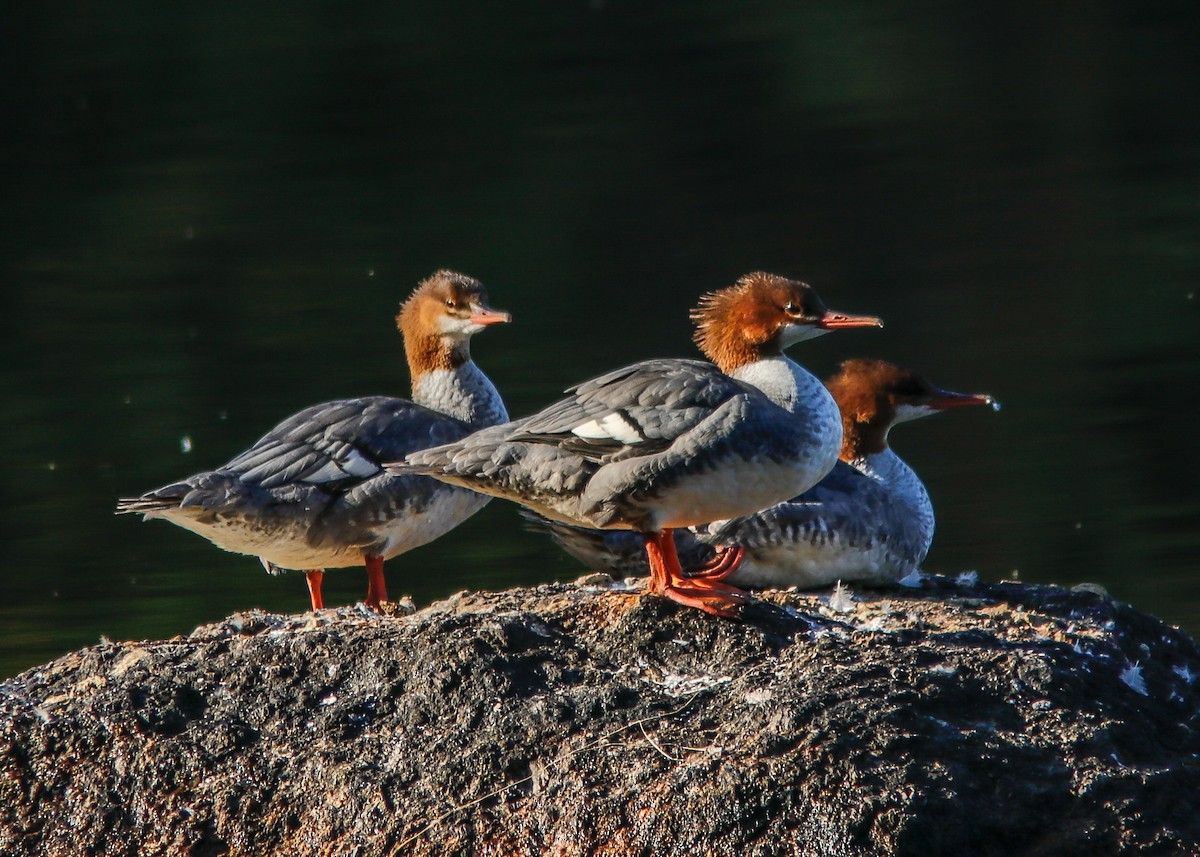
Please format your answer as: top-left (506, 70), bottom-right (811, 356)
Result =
top-left (927, 390), bottom-right (998, 410)
top-left (817, 310), bottom-right (884, 330)
top-left (470, 306), bottom-right (512, 325)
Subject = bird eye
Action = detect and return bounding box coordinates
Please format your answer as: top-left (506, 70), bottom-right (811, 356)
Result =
top-left (445, 299), bottom-right (457, 309)
top-left (784, 302), bottom-right (800, 315)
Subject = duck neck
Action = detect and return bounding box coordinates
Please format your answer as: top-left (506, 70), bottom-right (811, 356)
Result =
top-left (411, 360), bottom-right (509, 428)
top-left (849, 447), bottom-right (935, 559)
top-left (730, 355), bottom-right (838, 421)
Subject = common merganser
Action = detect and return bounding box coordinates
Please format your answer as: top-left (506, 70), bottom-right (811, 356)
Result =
top-left (116, 270), bottom-right (510, 610)
top-left (530, 359), bottom-right (996, 589)
top-left (395, 272), bottom-right (882, 617)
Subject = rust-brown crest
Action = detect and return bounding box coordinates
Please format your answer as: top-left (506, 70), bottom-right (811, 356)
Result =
top-left (826, 359), bottom-right (923, 458)
top-left (691, 272), bottom-right (825, 373)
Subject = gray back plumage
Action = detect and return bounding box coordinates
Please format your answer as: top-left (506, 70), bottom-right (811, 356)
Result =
top-left (404, 358), bottom-right (809, 530)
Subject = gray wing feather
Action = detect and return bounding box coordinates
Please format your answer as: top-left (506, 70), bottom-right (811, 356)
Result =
top-left (403, 358), bottom-right (801, 531)
top-left (224, 397), bottom-right (472, 490)
top-left (119, 396), bottom-right (473, 513)
top-left (512, 359), bottom-right (749, 460)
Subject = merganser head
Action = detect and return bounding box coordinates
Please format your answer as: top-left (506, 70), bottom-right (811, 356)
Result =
top-left (691, 272), bottom-right (882, 373)
top-left (827, 358), bottom-right (997, 458)
top-left (398, 269), bottom-right (511, 376)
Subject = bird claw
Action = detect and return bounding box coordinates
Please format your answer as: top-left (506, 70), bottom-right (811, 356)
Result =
top-left (682, 544), bottom-right (745, 581)
top-left (662, 581), bottom-right (753, 619)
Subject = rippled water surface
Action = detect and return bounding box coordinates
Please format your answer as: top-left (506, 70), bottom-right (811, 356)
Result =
top-left (2, 2), bottom-right (1198, 676)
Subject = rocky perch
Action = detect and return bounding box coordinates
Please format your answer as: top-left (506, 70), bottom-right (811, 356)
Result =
top-left (3, 574), bottom-right (1200, 856)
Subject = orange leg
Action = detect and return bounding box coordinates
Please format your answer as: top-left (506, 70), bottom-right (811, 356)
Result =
top-left (365, 555), bottom-right (388, 609)
top-left (644, 531), bottom-right (672, 595)
top-left (682, 544), bottom-right (746, 581)
top-left (305, 570), bottom-right (325, 611)
top-left (643, 530), bottom-right (752, 619)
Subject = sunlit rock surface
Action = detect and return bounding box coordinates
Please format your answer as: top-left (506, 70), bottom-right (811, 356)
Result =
top-left (3, 575), bottom-right (1199, 856)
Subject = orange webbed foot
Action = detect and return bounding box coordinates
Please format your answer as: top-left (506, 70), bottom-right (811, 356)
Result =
top-left (662, 584), bottom-right (748, 619)
top-left (682, 544), bottom-right (745, 581)
top-left (644, 529), bottom-right (754, 618)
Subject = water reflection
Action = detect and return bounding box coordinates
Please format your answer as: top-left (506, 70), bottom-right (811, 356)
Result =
top-left (2, 2), bottom-right (1198, 676)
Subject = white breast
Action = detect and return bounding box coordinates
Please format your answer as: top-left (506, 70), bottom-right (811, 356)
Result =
top-left (731, 355), bottom-right (839, 423)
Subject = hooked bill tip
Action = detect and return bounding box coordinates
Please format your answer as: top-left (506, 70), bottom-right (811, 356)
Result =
top-left (820, 312), bottom-right (885, 330)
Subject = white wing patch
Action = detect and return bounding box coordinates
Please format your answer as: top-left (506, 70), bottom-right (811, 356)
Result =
top-left (304, 449), bottom-right (379, 483)
top-left (572, 412), bottom-right (643, 444)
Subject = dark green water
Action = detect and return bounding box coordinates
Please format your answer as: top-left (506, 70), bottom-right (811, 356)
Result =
top-left (2, 2), bottom-right (1198, 677)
